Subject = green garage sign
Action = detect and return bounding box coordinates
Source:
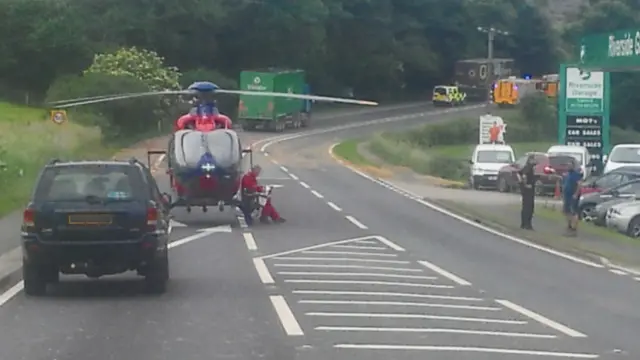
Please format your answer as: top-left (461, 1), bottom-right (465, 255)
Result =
top-left (580, 29), bottom-right (640, 71)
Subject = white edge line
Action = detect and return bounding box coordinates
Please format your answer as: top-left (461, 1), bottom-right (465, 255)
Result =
top-left (258, 235), bottom-right (381, 260)
top-left (417, 260), bottom-right (471, 286)
top-left (310, 190), bottom-right (324, 198)
top-left (327, 143), bottom-right (605, 269)
top-left (299, 181), bottom-right (310, 189)
top-left (269, 295), bottom-right (304, 336)
top-left (280, 166), bottom-right (289, 173)
top-left (289, 174), bottom-right (299, 180)
top-left (243, 232), bottom-right (257, 251)
top-left (373, 235), bottom-right (405, 251)
top-left (345, 215), bottom-right (368, 229)
top-left (495, 299), bottom-right (587, 338)
top-left (0, 281), bottom-right (24, 307)
top-left (252, 258), bottom-right (274, 284)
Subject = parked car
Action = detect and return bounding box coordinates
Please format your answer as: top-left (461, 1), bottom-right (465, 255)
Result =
top-left (579, 166), bottom-right (640, 196)
top-left (603, 144), bottom-right (640, 174)
top-left (547, 144), bottom-right (592, 179)
top-left (496, 153), bottom-right (575, 195)
top-left (578, 179), bottom-right (640, 222)
top-left (468, 144), bottom-right (515, 190)
top-left (607, 201), bottom-right (640, 237)
top-left (593, 198), bottom-right (636, 226)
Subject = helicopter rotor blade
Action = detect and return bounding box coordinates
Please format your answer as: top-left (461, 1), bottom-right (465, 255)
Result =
top-left (48, 93), bottom-right (143, 106)
top-left (215, 89), bottom-right (378, 106)
top-left (50, 90), bottom-right (193, 109)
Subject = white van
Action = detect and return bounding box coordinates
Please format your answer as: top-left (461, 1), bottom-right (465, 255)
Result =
top-left (546, 145), bottom-right (591, 178)
top-left (603, 144), bottom-right (640, 174)
top-left (469, 144), bottom-right (515, 189)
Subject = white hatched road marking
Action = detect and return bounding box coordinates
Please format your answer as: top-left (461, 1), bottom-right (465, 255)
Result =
top-left (273, 263), bottom-right (424, 272)
top-left (299, 300), bottom-right (500, 311)
top-left (278, 271), bottom-right (436, 280)
top-left (272, 257), bottom-right (409, 264)
top-left (292, 290), bottom-right (485, 301)
top-left (301, 250), bottom-right (397, 257)
top-left (330, 245), bottom-right (385, 250)
top-left (418, 260), bottom-right (471, 286)
top-left (496, 300), bottom-right (587, 338)
top-left (284, 279), bottom-right (453, 288)
top-left (270, 296), bottom-right (303, 336)
top-left (332, 344), bottom-right (599, 358)
top-left (305, 312), bottom-right (527, 324)
top-left (316, 326), bottom-right (556, 338)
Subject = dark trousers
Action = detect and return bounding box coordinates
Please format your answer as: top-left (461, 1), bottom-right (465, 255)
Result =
top-left (520, 187), bottom-right (535, 228)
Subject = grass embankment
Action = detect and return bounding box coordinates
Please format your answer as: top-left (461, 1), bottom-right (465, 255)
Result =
top-left (0, 102), bottom-right (115, 216)
top-left (332, 139), bottom-right (393, 178)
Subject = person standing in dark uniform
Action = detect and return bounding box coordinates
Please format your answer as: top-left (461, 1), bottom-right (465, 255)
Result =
top-left (517, 154), bottom-right (537, 230)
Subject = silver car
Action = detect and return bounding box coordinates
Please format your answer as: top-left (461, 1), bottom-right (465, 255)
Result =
top-left (593, 197), bottom-right (636, 226)
top-left (607, 201), bottom-right (640, 237)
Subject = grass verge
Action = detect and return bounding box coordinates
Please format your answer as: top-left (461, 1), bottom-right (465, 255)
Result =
top-left (331, 139), bottom-right (393, 179)
top-left (433, 199), bottom-right (640, 267)
top-left (0, 101), bottom-right (142, 216)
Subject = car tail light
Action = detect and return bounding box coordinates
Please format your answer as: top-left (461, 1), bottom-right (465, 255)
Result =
top-left (23, 208), bottom-right (35, 227)
top-left (147, 206), bottom-right (158, 229)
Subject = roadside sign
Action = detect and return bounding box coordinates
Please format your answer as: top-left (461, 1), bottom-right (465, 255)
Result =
top-left (479, 114), bottom-right (506, 144)
top-left (565, 115), bottom-right (603, 173)
top-left (50, 110), bottom-right (67, 125)
top-left (558, 64), bottom-right (610, 174)
top-left (580, 29), bottom-right (640, 71)
top-left (565, 68), bottom-right (604, 112)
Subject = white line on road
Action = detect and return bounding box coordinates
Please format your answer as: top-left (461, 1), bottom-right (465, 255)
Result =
top-left (0, 282), bottom-right (24, 307)
top-left (495, 300), bottom-right (587, 338)
top-left (252, 258), bottom-right (274, 284)
top-left (289, 174), bottom-right (299, 180)
top-left (278, 272), bottom-right (436, 280)
top-left (353, 240), bottom-right (377, 244)
top-left (285, 279), bottom-right (453, 288)
top-left (418, 260), bottom-right (471, 286)
top-left (330, 245), bottom-right (385, 250)
top-left (259, 235), bottom-right (385, 260)
top-left (243, 233), bottom-right (257, 250)
top-left (345, 215), bottom-right (368, 229)
top-left (300, 300), bottom-right (500, 311)
top-left (274, 263), bottom-right (423, 272)
top-left (301, 250), bottom-right (397, 257)
top-left (168, 231), bottom-right (217, 249)
top-left (609, 269), bottom-right (627, 275)
top-left (374, 236), bottom-right (405, 251)
top-left (306, 312), bottom-right (526, 324)
top-left (310, 190), bottom-right (324, 198)
top-left (327, 201), bottom-right (342, 211)
top-left (279, 166), bottom-right (289, 173)
top-left (299, 181), bottom-right (310, 189)
top-left (269, 296), bottom-right (304, 336)
top-left (634, 277), bottom-right (640, 281)
top-left (317, 326), bottom-right (555, 338)
top-left (333, 344), bottom-right (599, 358)
top-left (272, 257), bottom-right (410, 264)
top-left (292, 290), bottom-right (484, 301)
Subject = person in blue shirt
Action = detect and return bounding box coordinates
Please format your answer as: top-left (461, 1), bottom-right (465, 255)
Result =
top-left (562, 159), bottom-right (583, 236)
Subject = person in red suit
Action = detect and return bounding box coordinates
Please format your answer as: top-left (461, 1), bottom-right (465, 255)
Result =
top-left (174, 113), bottom-right (232, 131)
top-left (241, 165), bottom-right (285, 224)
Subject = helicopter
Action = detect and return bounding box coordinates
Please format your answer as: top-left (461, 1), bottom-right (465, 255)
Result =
top-left (48, 81), bottom-right (378, 214)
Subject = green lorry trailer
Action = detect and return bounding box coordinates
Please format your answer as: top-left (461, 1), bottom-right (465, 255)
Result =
top-left (237, 69), bottom-right (312, 132)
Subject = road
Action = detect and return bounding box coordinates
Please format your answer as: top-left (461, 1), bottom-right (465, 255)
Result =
top-left (0, 102), bottom-right (636, 359)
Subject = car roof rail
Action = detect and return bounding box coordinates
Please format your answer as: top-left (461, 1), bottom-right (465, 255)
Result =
top-left (47, 158), bottom-right (61, 165)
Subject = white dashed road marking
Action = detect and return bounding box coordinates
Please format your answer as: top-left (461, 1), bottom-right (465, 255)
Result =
top-left (345, 215), bottom-right (367, 229)
top-left (327, 201), bottom-right (342, 211)
top-left (299, 181), bottom-right (310, 189)
top-left (243, 232), bottom-right (257, 251)
top-left (310, 190), bottom-right (324, 198)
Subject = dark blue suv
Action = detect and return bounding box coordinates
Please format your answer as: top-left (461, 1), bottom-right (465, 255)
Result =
top-left (21, 158), bottom-right (172, 296)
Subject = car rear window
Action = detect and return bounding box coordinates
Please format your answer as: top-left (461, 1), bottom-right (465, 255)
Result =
top-left (434, 87), bottom-right (447, 95)
top-left (548, 155), bottom-right (576, 167)
top-left (34, 164), bottom-right (145, 202)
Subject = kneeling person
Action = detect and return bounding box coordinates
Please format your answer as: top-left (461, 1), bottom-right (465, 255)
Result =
top-left (241, 165), bottom-right (285, 225)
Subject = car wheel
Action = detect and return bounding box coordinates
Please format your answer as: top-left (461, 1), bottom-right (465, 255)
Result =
top-left (627, 216), bottom-right (640, 238)
top-left (23, 262), bottom-right (47, 296)
top-left (145, 251), bottom-right (169, 294)
top-left (497, 176), bottom-right (509, 193)
top-left (579, 204), bottom-right (596, 222)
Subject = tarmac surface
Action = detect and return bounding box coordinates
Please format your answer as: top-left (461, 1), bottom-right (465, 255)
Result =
top-left (0, 102), bottom-right (636, 359)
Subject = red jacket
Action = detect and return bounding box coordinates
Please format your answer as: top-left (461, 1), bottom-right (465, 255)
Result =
top-left (241, 172), bottom-right (263, 193)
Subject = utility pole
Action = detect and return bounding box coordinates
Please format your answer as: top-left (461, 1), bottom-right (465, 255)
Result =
top-left (477, 26), bottom-right (509, 104)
